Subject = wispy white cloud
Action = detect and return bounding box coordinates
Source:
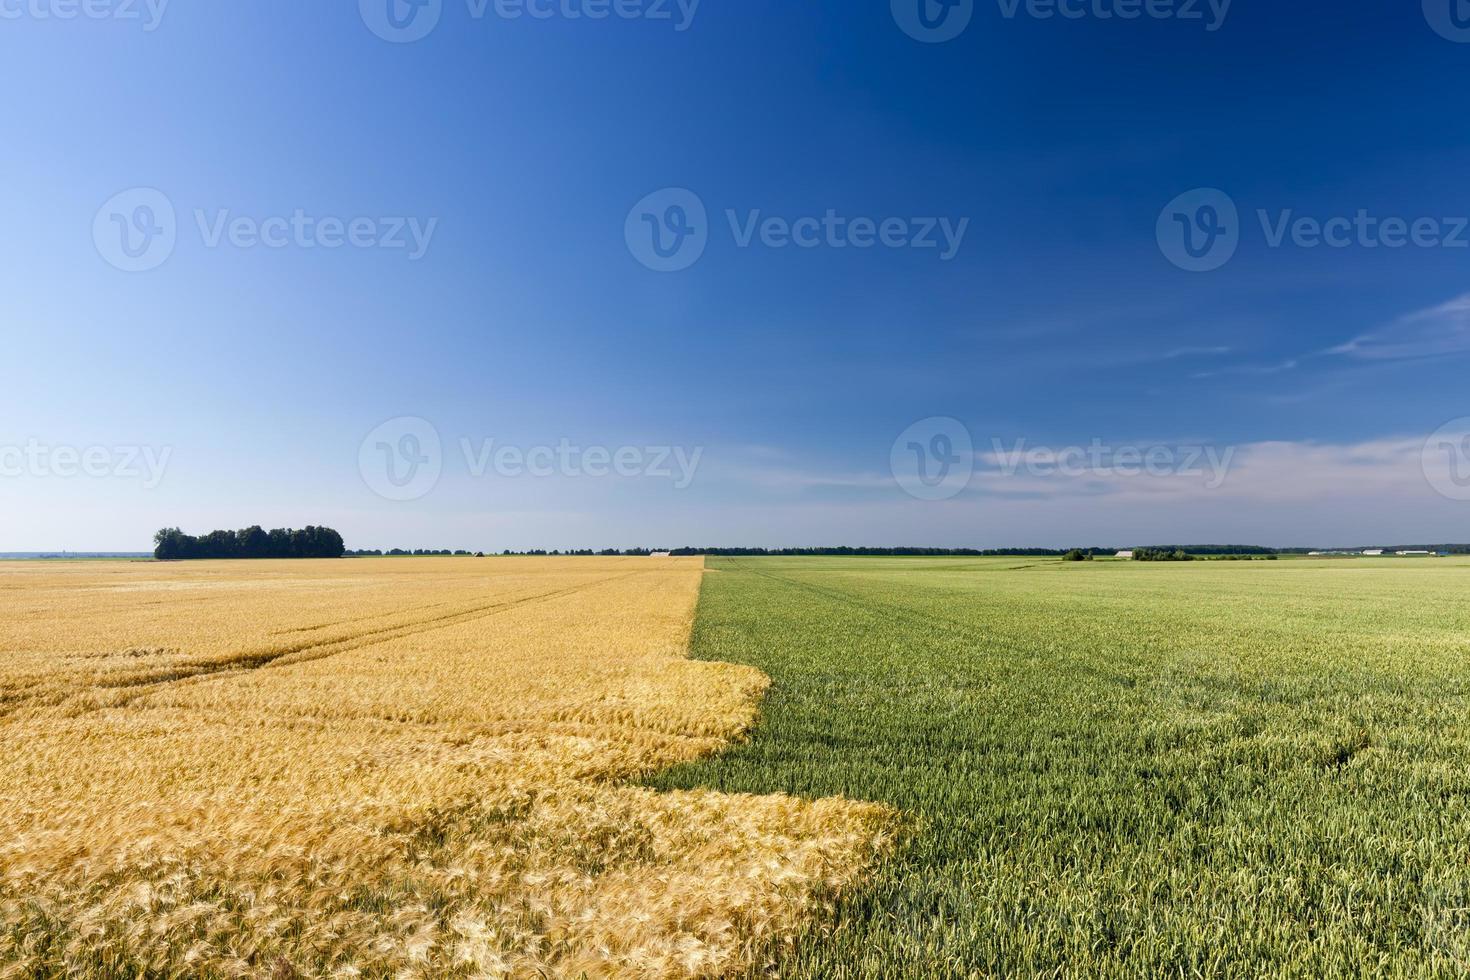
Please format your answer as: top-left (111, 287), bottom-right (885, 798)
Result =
top-left (1161, 345), bottom-right (1233, 360)
top-left (710, 428), bottom-right (1464, 506)
top-left (1191, 358), bottom-right (1298, 379)
top-left (1328, 293), bottom-right (1470, 361)
top-left (681, 427), bottom-right (1470, 548)
top-left (1185, 292), bottom-right (1470, 382)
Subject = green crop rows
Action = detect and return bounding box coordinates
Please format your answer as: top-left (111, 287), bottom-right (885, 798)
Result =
top-left (650, 556), bottom-right (1470, 978)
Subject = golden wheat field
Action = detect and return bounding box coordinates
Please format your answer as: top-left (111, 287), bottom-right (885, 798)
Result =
top-left (0, 557), bottom-right (890, 979)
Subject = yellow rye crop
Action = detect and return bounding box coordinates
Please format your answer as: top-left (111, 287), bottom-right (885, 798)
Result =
top-left (0, 557), bottom-right (889, 978)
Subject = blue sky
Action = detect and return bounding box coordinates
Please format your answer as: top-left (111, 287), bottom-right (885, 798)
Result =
top-left (3, 0), bottom-right (1469, 550)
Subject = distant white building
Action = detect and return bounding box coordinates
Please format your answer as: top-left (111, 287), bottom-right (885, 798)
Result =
top-left (1115, 550), bottom-right (1135, 559)
top-left (650, 551), bottom-right (672, 558)
top-left (1363, 549), bottom-right (1385, 556)
top-left (1397, 550), bottom-right (1432, 556)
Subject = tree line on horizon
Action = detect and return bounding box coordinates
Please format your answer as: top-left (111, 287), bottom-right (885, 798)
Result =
top-left (195, 541), bottom-right (1470, 561)
top-left (153, 526), bottom-right (345, 561)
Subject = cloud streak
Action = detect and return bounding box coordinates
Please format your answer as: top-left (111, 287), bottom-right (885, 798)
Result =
top-left (1327, 293), bottom-right (1470, 361)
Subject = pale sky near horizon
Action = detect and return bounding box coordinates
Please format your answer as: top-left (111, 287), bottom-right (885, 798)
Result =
top-left (3, 1), bottom-right (1469, 551)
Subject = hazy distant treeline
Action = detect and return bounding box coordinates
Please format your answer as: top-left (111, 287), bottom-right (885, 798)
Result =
top-left (325, 543), bottom-right (1470, 561)
top-left (154, 526), bottom-right (345, 560)
top-left (1135, 545), bottom-right (1277, 556)
top-left (479, 547), bottom-right (1122, 557)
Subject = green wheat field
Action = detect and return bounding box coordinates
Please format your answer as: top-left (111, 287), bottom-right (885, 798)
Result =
top-left (651, 556), bottom-right (1470, 978)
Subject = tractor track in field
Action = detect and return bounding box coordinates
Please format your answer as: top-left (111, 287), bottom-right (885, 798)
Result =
top-left (724, 559), bottom-right (1005, 652)
top-left (7, 571), bottom-right (649, 718)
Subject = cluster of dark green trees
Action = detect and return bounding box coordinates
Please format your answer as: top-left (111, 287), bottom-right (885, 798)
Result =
top-left (1132, 548), bottom-right (1196, 562)
top-left (154, 526), bottom-right (345, 561)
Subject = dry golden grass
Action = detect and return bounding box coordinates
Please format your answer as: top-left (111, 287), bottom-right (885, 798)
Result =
top-left (0, 557), bottom-right (890, 979)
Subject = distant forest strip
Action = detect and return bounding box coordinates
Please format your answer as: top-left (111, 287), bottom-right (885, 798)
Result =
top-left (455, 546), bottom-right (1279, 558)
top-left (154, 526), bottom-right (345, 560)
top-left (157, 541), bottom-right (1470, 562)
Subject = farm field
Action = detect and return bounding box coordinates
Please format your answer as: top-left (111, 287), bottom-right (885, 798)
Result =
top-left (651, 556), bottom-right (1470, 978)
top-left (0, 557), bottom-right (887, 978)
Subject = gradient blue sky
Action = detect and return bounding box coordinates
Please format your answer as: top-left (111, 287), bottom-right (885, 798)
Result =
top-left (3, 0), bottom-right (1469, 551)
